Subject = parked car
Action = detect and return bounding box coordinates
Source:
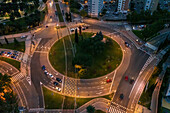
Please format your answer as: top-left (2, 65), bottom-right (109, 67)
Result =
top-left (44, 70), bottom-right (49, 75)
top-left (49, 73), bottom-right (54, 78)
top-left (21, 35), bottom-right (26, 39)
top-left (53, 82), bottom-right (58, 86)
top-left (56, 78), bottom-right (62, 83)
top-left (56, 87), bottom-right (61, 92)
top-left (11, 56), bottom-right (16, 59)
top-left (7, 52), bottom-right (12, 55)
top-left (42, 65), bottom-right (46, 71)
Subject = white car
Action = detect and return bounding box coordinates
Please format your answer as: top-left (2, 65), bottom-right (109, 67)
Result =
top-left (70, 28), bottom-right (75, 32)
top-left (21, 35), bottom-right (26, 39)
top-left (49, 73), bottom-right (54, 78)
top-left (56, 87), bottom-right (61, 92)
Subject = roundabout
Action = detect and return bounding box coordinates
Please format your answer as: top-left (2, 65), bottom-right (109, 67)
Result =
top-left (49, 32), bottom-right (123, 79)
top-left (32, 28), bottom-right (129, 98)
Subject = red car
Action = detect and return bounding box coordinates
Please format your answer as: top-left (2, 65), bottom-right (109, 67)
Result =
top-left (125, 76), bottom-right (128, 81)
top-left (106, 79), bottom-right (112, 83)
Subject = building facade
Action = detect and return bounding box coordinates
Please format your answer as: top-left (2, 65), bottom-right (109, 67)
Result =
top-left (144, 0), bottom-right (160, 13)
top-left (117, 0), bottom-right (131, 13)
top-left (88, 0), bottom-right (104, 17)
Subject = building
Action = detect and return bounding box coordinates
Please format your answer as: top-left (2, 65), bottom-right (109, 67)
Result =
top-left (117, 0), bottom-right (131, 13)
top-left (144, 0), bottom-right (160, 13)
top-left (88, 0), bottom-right (104, 17)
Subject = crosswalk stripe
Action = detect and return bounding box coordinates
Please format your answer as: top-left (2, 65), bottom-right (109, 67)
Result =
top-left (11, 72), bottom-right (25, 83)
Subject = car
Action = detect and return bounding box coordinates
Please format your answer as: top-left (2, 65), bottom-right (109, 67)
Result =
top-left (49, 73), bottom-right (54, 78)
top-left (56, 78), bottom-right (62, 83)
top-left (1, 51), bottom-right (5, 54)
top-left (56, 87), bottom-right (61, 92)
top-left (125, 42), bottom-right (130, 47)
top-left (50, 16), bottom-right (52, 18)
top-left (7, 52), bottom-right (12, 55)
top-left (46, 26), bottom-right (48, 28)
top-left (106, 78), bottom-right (112, 83)
top-left (42, 65), bottom-right (46, 70)
top-left (82, 27), bottom-right (86, 30)
top-left (70, 28), bottom-right (75, 32)
top-left (136, 39), bottom-right (142, 45)
top-left (120, 93), bottom-right (124, 100)
top-left (13, 53), bottom-right (18, 56)
top-left (44, 70), bottom-right (49, 75)
top-left (53, 82), bottom-right (58, 86)
top-left (13, 50), bottom-right (18, 54)
top-left (21, 35), bottom-right (26, 39)
top-left (125, 76), bottom-right (128, 81)
top-left (11, 56), bottom-right (16, 59)
top-left (130, 78), bottom-right (135, 84)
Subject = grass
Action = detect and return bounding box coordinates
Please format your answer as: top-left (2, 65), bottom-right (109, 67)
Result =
top-left (43, 86), bottom-right (113, 109)
top-left (56, 4), bottom-right (64, 22)
top-left (49, 32), bottom-right (122, 79)
top-left (132, 30), bottom-right (145, 40)
top-left (0, 41), bottom-right (25, 52)
top-left (0, 57), bottom-right (20, 70)
top-left (49, 39), bottom-right (65, 74)
top-left (42, 87), bottom-right (63, 109)
top-left (54, 0), bottom-right (58, 2)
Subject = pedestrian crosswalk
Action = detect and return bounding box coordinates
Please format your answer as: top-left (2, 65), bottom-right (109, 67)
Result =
top-left (63, 77), bottom-right (77, 96)
top-left (108, 104), bottom-right (127, 113)
top-left (139, 55), bottom-right (155, 76)
top-left (11, 72), bottom-right (25, 83)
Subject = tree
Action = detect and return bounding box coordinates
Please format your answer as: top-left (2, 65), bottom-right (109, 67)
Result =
top-left (14, 38), bottom-right (19, 47)
top-left (80, 10), bottom-right (87, 17)
top-left (4, 37), bottom-right (9, 44)
top-left (86, 105), bottom-right (95, 113)
top-left (75, 28), bottom-right (78, 43)
top-left (65, 12), bottom-right (69, 21)
top-left (79, 26), bottom-right (82, 35)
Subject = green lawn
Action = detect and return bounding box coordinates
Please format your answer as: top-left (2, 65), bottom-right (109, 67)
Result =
top-left (132, 30), bottom-right (145, 40)
top-left (0, 41), bottom-right (25, 52)
top-left (49, 39), bottom-right (65, 74)
top-left (56, 4), bottom-right (64, 22)
top-left (49, 32), bottom-right (122, 78)
top-left (42, 87), bottom-right (63, 109)
top-left (0, 57), bottom-right (20, 70)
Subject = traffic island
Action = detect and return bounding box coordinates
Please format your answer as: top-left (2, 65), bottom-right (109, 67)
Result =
top-left (49, 32), bottom-right (123, 79)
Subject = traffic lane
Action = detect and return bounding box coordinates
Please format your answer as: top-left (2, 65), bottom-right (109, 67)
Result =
top-left (0, 61), bottom-right (18, 75)
top-left (113, 49), bottom-right (149, 107)
top-left (77, 87), bottom-right (111, 97)
top-left (127, 59), bottom-right (157, 109)
top-left (35, 27), bottom-right (57, 39)
top-left (39, 52), bottom-right (63, 80)
top-left (18, 79), bottom-right (39, 108)
top-left (77, 83), bottom-right (111, 91)
top-left (31, 52), bottom-right (52, 108)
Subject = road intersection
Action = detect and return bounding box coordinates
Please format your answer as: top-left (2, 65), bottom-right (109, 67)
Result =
top-left (0, 0), bottom-right (160, 113)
